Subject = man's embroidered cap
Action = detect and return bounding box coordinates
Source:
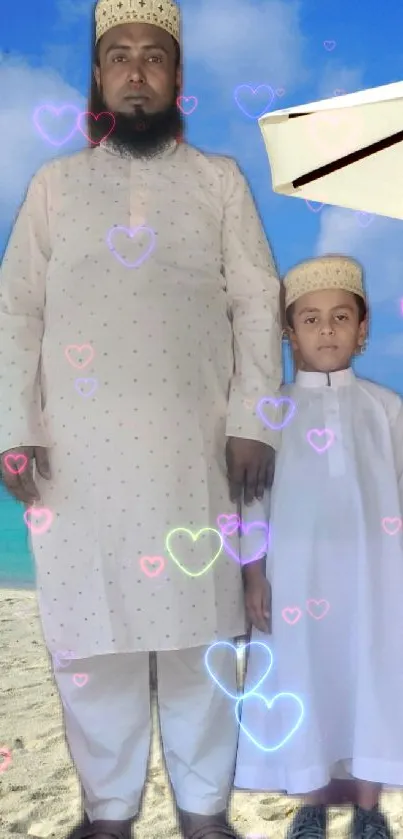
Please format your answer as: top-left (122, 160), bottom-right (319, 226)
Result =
top-left (283, 255), bottom-right (365, 309)
top-left (95, 0), bottom-right (181, 45)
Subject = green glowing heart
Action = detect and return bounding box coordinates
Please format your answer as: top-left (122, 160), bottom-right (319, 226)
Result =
top-left (165, 527), bottom-right (224, 578)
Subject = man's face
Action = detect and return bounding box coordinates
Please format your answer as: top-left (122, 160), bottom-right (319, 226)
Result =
top-left (92, 22), bottom-right (183, 157)
top-left (95, 22), bottom-right (180, 116)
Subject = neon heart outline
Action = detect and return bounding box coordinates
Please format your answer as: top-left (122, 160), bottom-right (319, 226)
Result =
top-left (256, 396), bottom-right (296, 431)
top-left (0, 748), bottom-right (12, 774)
top-left (53, 649), bottom-right (75, 668)
top-left (382, 517), bottom-right (402, 536)
top-left (305, 200), bottom-right (324, 213)
top-left (282, 607), bottom-right (303, 625)
top-left (176, 95), bottom-right (198, 115)
top-left (221, 520), bottom-right (270, 566)
top-left (355, 211), bottom-right (374, 228)
top-left (165, 527), bottom-right (223, 578)
top-left (23, 507), bottom-right (53, 535)
top-left (106, 225), bottom-right (156, 269)
top-left (234, 84), bottom-right (274, 119)
top-left (140, 555), bottom-right (165, 578)
top-left (3, 453), bottom-right (28, 475)
top-left (74, 377), bottom-right (98, 397)
top-left (306, 599), bottom-right (330, 620)
top-left (33, 104), bottom-right (81, 147)
top-left (64, 344), bottom-right (94, 370)
top-left (216, 514), bottom-right (240, 537)
top-left (73, 673), bottom-right (89, 688)
top-left (205, 640), bottom-right (273, 700)
top-left (76, 111), bottom-right (116, 144)
top-left (306, 428), bottom-right (334, 453)
top-left (235, 691), bottom-right (304, 752)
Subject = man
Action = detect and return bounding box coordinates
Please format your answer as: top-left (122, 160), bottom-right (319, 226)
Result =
top-left (0, 1), bottom-right (282, 837)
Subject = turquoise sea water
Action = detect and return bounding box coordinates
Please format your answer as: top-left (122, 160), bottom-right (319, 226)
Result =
top-left (0, 483), bottom-right (35, 588)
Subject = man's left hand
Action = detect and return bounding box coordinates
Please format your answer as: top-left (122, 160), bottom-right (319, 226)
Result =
top-left (225, 437), bottom-right (275, 504)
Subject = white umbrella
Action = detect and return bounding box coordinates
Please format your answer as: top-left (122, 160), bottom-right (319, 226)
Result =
top-left (258, 81), bottom-right (403, 220)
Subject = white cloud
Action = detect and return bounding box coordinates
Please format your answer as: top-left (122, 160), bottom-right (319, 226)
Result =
top-left (0, 53), bottom-right (86, 229)
top-left (315, 205), bottom-right (403, 304)
top-left (314, 63), bottom-right (366, 101)
top-left (183, 0), bottom-right (308, 96)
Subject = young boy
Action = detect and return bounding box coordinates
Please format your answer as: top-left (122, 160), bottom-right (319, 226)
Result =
top-left (234, 255), bottom-right (403, 839)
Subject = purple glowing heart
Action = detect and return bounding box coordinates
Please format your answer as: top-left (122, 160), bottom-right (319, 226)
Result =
top-left (33, 104), bottom-right (81, 147)
top-left (74, 378), bottom-right (98, 398)
top-left (257, 396), bottom-right (296, 431)
top-left (221, 520), bottom-right (270, 567)
top-left (106, 225), bottom-right (156, 269)
top-left (234, 85), bottom-right (274, 119)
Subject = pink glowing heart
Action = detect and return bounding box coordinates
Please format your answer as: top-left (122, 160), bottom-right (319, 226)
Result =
top-left (306, 599), bottom-right (330, 620)
top-left (216, 514), bottom-right (240, 537)
top-left (0, 748), bottom-right (12, 774)
top-left (305, 200), bottom-right (324, 213)
top-left (106, 225), bottom-right (156, 269)
top-left (73, 673), bottom-right (89, 688)
top-left (3, 453), bottom-right (28, 476)
top-left (77, 111), bottom-right (116, 144)
top-left (177, 96), bottom-right (198, 115)
top-left (64, 344), bottom-right (94, 370)
top-left (382, 517), bottom-right (402, 536)
top-left (23, 507), bottom-right (53, 535)
top-left (33, 104), bottom-right (81, 147)
top-left (307, 428), bottom-right (334, 453)
top-left (234, 85), bottom-right (274, 119)
top-left (140, 555), bottom-right (165, 578)
top-left (282, 607), bottom-right (302, 625)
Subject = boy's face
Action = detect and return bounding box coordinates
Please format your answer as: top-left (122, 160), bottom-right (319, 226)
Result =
top-left (288, 288), bottom-right (367, 373)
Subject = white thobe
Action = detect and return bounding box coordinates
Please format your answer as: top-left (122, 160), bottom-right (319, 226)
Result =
top-left (235, 368), bottom-right (403, 792)
top-left (0, 138), bottom-right (282, 657)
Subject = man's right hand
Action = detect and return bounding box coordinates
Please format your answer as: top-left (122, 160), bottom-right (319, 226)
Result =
top-left (0, 446), bottom-right (51, 505)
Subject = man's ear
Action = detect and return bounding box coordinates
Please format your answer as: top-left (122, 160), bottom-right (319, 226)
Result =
top-left (175, 65), bottom-right (182, 95)
top-left (94, 64), bottom-right (101, 90)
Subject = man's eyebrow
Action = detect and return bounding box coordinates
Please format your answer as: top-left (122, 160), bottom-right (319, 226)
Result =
top-left (105, 42), bottom-right (170, 57)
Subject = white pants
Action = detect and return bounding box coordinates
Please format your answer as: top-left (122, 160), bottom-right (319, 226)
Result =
top-left (53, 645), bottom-right (239, 821)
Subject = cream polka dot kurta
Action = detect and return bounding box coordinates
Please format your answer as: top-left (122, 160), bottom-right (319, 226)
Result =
top-left (0, 139), bottom-right (282, 657)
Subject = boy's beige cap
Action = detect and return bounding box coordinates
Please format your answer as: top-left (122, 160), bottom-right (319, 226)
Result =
top-left (284, 255), bottom-right (365, 309)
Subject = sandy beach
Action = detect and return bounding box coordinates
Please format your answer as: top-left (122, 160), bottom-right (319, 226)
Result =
top-left (1, 588), bottom-right (403, 839)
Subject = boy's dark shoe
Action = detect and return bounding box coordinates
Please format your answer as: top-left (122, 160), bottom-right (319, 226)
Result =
top-left (286, 804), bottom-right (327, 838)
top-left (352, 805), bottom-right (395, 839)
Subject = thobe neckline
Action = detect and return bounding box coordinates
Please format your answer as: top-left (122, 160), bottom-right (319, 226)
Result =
top-left (295, 367), bottom-right (355, 389)
top-left (98, 137), bottom-right (179, 163)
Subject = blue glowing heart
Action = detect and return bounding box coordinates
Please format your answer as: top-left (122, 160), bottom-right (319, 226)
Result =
top-left (235, 691), bottom-right (304, 752)
top-left (205, 641), bottom-right (273, 700)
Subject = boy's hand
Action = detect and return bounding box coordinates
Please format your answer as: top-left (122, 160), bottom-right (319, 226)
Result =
top-left (245, 572), bottom-right (271, 633)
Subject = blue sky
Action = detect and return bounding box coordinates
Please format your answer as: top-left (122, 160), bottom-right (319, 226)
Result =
top-left (1, 0), bottom-right (403, 392)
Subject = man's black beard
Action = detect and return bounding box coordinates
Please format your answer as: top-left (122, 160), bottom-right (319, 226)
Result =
top-left (90, 84), bottom-right (184, 158)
